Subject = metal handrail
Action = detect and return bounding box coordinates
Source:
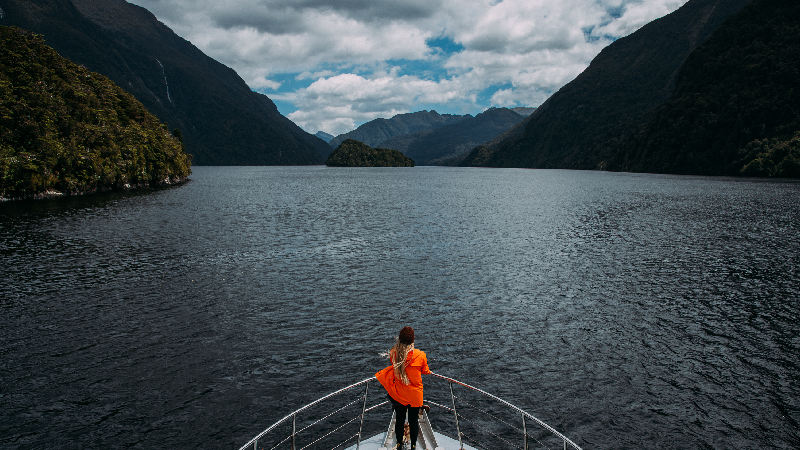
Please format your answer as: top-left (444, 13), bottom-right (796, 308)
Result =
top-left (238, 373), bottom-right (582, 450)
top-left (238, 377), bottom-right (376, 450)
top-left (429, 372), bottom-right (581, 450)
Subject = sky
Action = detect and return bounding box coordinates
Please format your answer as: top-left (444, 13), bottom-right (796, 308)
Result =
top-left (129, 0), bottom-right (689, 136)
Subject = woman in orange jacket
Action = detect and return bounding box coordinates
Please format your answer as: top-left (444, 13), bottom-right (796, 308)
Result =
top-left (375, 326), bottom-right (431, 450)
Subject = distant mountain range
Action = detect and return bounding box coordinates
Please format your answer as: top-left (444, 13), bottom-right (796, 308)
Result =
top-left (462, 0), bottom-right (776, 175)
top-left (330, 107), bottom-right (531, 165)
top-left (382, 107), bottom-right (530, 165)
top-left (5, 0), bottom-right (788, 176)
top-left (329, 110), bottom-right (466, 149)
top-left (315, 131), bottom-right (334, 143)
top-left (0, 0), bottom-right (329, 165)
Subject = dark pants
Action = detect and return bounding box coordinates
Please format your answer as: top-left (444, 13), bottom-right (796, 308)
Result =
top-left (389, 396), bottom-right (419, 447)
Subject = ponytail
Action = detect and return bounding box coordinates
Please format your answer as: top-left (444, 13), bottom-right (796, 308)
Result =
top-left (389, 340), bottom-right (412, 385)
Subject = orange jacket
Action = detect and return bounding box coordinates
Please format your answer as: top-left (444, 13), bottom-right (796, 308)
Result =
top-left (375, 348), bottom-right (431, 407)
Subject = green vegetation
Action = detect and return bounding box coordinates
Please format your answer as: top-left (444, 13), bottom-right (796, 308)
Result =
top-left (0, 26), bottom-right (191, 199)
top-left (326, 139), bottom-right (414, 167)
top-left (737, 132), bottom-right (800, 178)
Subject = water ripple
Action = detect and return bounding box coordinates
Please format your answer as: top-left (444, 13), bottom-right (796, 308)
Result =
top-left (1, 167), bottom-right (798, 448)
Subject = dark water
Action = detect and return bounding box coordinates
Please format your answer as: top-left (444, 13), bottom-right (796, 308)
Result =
top-left (1, 166), bottom-right (798, 449)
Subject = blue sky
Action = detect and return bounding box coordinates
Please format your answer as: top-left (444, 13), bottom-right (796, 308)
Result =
top-left (131, 0), bottom-right (688, 136)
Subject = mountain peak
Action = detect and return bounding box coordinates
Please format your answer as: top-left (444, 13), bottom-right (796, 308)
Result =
top-left (329, 110), bottom-right (468, 148)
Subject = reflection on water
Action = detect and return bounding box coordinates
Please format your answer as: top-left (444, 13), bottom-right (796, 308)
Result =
top-left (1, 167), bottom-right (798, 448)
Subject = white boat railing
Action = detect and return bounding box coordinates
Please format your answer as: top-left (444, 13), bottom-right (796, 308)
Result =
top-left (238, 377), bottom-right (382, 450)
top-left (428, 372), bottom-right (581, 450)
top-left (238, 373), bottom-right (581, 450)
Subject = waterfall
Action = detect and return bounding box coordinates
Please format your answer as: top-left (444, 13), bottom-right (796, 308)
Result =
top-left (154, 58), bottom-right (172, 104)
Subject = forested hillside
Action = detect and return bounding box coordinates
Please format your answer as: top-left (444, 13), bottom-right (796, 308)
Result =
top-left (609, 0), bottom-right (800, 177)
top-left (326, 140), bottom-right (414, 167)
top-left (0, 27), bottom-right (191, 199)
top-left (461, 0), bottom-right (752, 172)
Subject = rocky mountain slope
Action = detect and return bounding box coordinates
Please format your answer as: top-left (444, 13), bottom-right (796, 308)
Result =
top-left (0, 0), bottom-right (330, 165)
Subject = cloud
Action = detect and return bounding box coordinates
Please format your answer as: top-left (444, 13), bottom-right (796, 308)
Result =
top-left (453, 0), bottom-right (604, 53)
top-left (291, 0), bottom-right (441, 22)
top-left (594, 0), bottom-right (688, 37)
top-left (133, 0), bottom-right (434, 73)
top-left (296, 70), bottom-right (337, 81)
top-left (240, 69), bottom-right (282, 90)
top-left (490, 88), bottom-right (518, 107)
top-left (129, 0), bottom-right (689, 134)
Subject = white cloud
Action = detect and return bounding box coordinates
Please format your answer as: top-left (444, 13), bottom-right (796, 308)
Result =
top-left (238, 68), bottom-right (282, 90)
top-left (595, 0), bottom-right (688, 37)
top-left (129, 0), bottom-right (689, 134)
top-left (490, 88), bottom-right (518, 107)
top-left (453, 0), bottom-right (604, 53)
top-left (134, 0), bottom-right (433, 74)
top-left (296, 70), bottom-right (337, 81)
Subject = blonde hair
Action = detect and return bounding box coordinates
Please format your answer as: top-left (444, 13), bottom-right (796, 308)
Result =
top-left (389, 339), bottom-right (413, 385)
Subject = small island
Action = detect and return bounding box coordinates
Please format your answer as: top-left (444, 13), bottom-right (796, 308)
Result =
top-left (0, 26), bottom-right (192, 201)
top-left (326, 139), bottom-right (414, 167)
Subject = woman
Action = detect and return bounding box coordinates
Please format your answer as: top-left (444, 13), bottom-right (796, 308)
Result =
top-left (375, 326), bottom-right (431, 450)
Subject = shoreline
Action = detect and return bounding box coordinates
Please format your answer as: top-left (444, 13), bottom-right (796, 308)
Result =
top-left (0, 175), bottom-right (190, 202)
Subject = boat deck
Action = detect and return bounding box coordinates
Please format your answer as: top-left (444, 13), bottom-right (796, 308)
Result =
top-left (353, 430), bottom-right (476, 450)
top-left (345, 410), bottom-right (478, 450)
